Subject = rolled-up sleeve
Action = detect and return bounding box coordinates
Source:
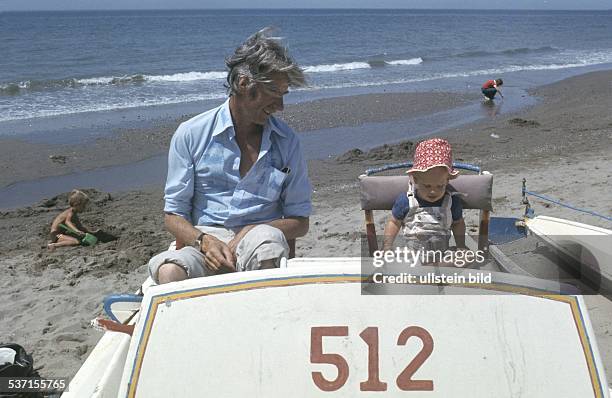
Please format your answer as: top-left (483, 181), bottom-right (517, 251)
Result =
top-left (281, 137), bottom-right (312, 218)
top-left (391, 193), bottom-right (409, 221)
top-left (164, 123), bottom-right (195, 221)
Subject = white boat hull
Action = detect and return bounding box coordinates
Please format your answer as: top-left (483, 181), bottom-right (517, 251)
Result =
top-left (66, 258), bottom-right (610, 398)
top-left (526, 215), bottom-right (612, 292)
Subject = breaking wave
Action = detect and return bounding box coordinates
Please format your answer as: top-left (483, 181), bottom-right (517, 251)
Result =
top-left (303, 57), bottom-right (612, 91)
top-left (0, 71), bottom-right (227, 95)
top-left (303, 57), bottom-right (423, 73)
top-left (385, 58), bottom-right (423, 66)
top-left (1, 59), bottom-right (428, 95)
top-left (303, 62), bottom-right (371, 73)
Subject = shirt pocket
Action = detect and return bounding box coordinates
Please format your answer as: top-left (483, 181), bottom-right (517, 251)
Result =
top-left (255, 167), bottom-right (287, 203)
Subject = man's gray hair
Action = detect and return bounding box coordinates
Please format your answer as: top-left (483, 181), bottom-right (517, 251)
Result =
top-left (226, 27), bottom-right (305, 95)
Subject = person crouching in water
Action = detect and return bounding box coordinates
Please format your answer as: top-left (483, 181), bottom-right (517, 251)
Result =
top-left (481, 78), bottom-right (503, 100)
top-left (382, 138), bottom-right (467, 267)
top-left (48, 189), bottom-right (97, 250)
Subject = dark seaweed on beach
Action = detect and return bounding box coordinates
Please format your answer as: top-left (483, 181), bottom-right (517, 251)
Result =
top-left (508, 118), bottom-right (541, 127)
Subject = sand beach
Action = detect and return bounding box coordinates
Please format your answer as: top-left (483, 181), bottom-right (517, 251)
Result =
top-left (0, 69), bottom-right (611, 387)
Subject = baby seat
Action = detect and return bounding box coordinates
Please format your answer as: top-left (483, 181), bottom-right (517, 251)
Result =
top-left (359, 162), bottom-right (493, 256)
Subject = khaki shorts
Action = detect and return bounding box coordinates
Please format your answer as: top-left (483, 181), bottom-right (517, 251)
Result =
top-left (148, 224), bottom-right (289, 283)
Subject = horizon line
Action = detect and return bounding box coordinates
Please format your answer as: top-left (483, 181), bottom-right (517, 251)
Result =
top-left (1, 7), bottom-right (611, 12)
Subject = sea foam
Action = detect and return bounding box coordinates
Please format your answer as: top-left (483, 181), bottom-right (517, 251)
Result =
top-left (75, 71), bottom-right (226, 85)
top-left (145, 71), bottom-right (226, 82)
top-left (386, 58), bottom-right (423, 66)
top-left (304, 62), bottom-right (371, 73)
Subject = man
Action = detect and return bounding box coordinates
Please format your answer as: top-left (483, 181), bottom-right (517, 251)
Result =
top-left (148, 28), bottom-right (311, 284)
top-left (481, 78), bottom-right (504, 100)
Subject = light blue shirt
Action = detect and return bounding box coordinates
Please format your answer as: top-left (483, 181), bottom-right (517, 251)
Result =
top-left (164, 99), bottom-right (312, 228)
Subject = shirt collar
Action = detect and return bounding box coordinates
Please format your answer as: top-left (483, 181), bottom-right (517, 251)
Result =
top-left (212, 99), bottom-right (234, 137)
top-left (213, 98), bottom-right (287, 138)
top-left (266, 115), bottom-right (287, 138)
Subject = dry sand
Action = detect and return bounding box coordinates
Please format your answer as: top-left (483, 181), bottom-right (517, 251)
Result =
top-left (0, 70), bottom-right (610, 386)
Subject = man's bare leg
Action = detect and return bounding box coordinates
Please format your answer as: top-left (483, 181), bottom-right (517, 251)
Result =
top-left (157, 262), bottom-right (188, 284)
top-left (258, 259), bottom-right (277, 269)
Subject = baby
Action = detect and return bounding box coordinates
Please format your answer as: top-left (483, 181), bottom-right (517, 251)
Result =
top-left (382, 138), bottom-right (467, 266)
top-left (48, 190), bottom-right (97, 250)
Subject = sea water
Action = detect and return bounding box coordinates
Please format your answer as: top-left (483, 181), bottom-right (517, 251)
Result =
top-left (1, 9), bottom-right (612, 208)
top-left (1, 9), bottom-right (612, 124)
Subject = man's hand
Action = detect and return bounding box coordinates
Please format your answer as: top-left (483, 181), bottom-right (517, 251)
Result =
top-left (201, 234), bottom-right (236, 273)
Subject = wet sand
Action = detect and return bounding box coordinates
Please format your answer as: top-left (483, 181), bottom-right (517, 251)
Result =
top-left (0, 70), bottom-right (610, 386)
top-left (0, 91), bottom-right (474, 188)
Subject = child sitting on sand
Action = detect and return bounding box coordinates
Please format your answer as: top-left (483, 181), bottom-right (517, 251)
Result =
top-left (47, 190), bottom-right (97, 250)
top-left (382, 138), bottom-right (467, 267)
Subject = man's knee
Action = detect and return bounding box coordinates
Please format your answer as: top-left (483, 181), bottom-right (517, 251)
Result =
top-left (250, 225), bottom-right (288, 245)
top-left (157, 262), bottom-right (188, 284)
top-left (249, 225), bottom-right (289, 257)
top-left (237, 225), bottom-right (289, 271)
top-left (148, 247), bottom-right (206, 284)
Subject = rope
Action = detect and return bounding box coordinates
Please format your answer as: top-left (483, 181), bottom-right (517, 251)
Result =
top-left (365, 161), bottom-right (481, 176)
top-left (523, 189), bottom-right (612, 222)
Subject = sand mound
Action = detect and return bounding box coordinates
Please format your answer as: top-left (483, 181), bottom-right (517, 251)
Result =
top-left (336, 140), bottom-right (414, 163)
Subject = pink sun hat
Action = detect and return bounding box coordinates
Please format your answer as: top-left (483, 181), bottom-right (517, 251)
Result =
top-left (407, 138), bottom-right (459, 176)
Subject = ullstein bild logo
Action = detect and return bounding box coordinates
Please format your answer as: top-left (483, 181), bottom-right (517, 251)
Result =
top-left (369, 270), bottom-right (493, 285)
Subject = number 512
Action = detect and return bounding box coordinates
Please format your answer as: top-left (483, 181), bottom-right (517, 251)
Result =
top-left (310, 326), bottom-right (434, 392)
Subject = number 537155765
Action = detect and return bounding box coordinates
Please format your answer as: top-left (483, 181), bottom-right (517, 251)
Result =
top-left (310, 326), bottom-right (434, 392)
